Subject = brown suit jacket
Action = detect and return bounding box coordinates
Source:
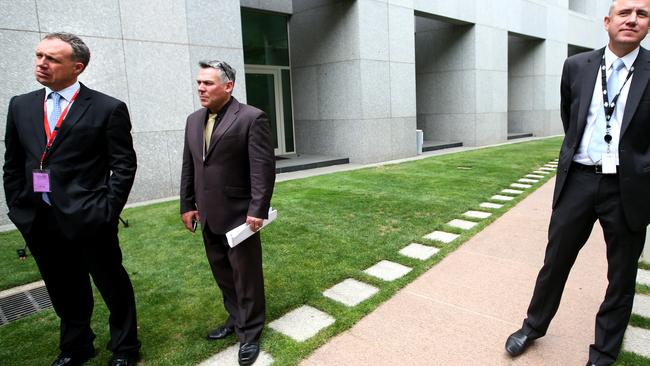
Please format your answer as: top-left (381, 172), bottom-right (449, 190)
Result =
top-left (180, 97), bottom-right (275, 234)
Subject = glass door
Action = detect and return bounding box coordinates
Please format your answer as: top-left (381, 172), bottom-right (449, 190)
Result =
top-left (245, 66), bottom-right (293, 155)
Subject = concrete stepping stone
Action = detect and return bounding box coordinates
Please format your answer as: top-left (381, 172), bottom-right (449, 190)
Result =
top-left (463, 210), bottom-right (492, 219)
top-left (197, 344), bottom-right (273, 366)
top-left (423, 230), bottom-right (459, 243)
top-left (323, 278), bottom-right (378, 307)
top-left (526, 174), bottom-right (545, 179)
top-left (518, 178), bottom-right (539, 183)
top-left (632, 294), bottom-right (650, 318)
top-left (532, 170), bottom-right (550, 175)
top-left (501, 189), bottom-right (523, 195)
top-left (269, 305), bottom-right (335, 342)
top-left (399, 243), bottom-right (440, 260)
top-left (364, 260), bottom-right (412, 281)
top-left (623, 326), bottom-right (650, 358)
top-left (539, 167), bottom-right (556, 171)
top-left (638, 269), bottom-right (650, 286)
top-left (480, 202), bottom-right (503, 209)
top-left (543, 164), bottom-right (557, 168)
top-left (511, 183), bottom-right (532, 189)
top-left (447, 219), bottom-right (477, 230)
top-left (491, 195), bottom-right (514, 201)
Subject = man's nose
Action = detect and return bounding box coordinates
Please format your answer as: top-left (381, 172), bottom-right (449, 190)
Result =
top-left (628, 11), bottom-right (638, 24)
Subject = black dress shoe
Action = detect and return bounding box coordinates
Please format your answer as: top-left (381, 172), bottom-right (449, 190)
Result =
top-left (206, 325), bottom-right (234, 340)
top-left (238, 342), bottom-right (260, 366)
top-left (505, 328), bottom-right (534, 357)
top-left (108, 352), bottom-right (140, 366)
top-left (51, 348), bottom-right (95, 366)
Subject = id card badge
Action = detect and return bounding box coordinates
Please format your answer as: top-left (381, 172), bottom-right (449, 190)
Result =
top-left (601, 153), bottom-right (617, 174)
top-left (32, 169), bottom-right (51, 192)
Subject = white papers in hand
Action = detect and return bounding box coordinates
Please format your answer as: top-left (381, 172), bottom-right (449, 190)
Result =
top-left (225, 208), bottom-right (277, 248)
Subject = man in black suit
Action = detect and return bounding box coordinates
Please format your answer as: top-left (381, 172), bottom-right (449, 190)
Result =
top-left (3, 33), bottom-right (140, 366)
top-left (180, 60), bottom-right (275, 366)
top-left (505, 1), bottom-right (650, 365)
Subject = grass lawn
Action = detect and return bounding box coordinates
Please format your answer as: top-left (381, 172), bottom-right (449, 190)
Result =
top-left (0, 136), bottom-right (648, 365)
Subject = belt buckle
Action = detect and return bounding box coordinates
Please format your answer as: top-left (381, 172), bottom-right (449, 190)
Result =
top-left (594, 165), bottom-right (603, 174)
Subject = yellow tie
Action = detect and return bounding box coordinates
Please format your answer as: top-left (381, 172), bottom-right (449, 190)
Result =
top-left (205, 113), bottom-right (217, 151)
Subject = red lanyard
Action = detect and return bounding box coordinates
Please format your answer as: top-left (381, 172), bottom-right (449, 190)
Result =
top-left (40, 89), bottom-right (80, 168)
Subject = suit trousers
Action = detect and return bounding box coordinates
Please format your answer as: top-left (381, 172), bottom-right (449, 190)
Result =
top-left (522, 167), bottom-right (646, 365)
top-left (202, 223), bottom-right (265, 343)
top-left (25, 202), bottom-right (140, 356)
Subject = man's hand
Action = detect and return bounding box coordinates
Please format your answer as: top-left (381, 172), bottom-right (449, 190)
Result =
top-left (181, 210), bottom-right (200, 232)
top-left (246, 216), bottom-right (264, 231)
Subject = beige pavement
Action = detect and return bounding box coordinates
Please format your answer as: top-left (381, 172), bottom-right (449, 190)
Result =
top-left (302, 177), bottom-right (610, 366)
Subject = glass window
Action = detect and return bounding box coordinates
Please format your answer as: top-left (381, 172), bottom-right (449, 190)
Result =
top-left (241, 8), bottom-right (290, 66)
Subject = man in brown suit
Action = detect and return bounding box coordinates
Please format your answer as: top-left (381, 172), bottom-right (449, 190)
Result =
top-left (180, 60), bottom-right (275, 366)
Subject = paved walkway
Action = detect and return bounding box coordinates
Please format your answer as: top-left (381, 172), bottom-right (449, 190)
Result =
top-left (302, 177), bottom-right (611, 365)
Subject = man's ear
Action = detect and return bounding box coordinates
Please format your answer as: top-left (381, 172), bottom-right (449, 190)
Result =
top-left (225, 80), bottom-right (235, 93)
top-left (73, 62), bottom-right (85, 76)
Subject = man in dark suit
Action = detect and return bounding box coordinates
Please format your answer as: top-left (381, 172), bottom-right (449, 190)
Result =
top-left (505, 1), bottom-right (650, 365)
top-left (180, 60), bottom-right (275, 366)
top-left (3, 33), bottom-right (140, 366)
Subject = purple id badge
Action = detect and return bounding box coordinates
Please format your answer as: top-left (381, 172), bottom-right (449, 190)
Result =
top-left (32, 169), bottom-right (51, 192)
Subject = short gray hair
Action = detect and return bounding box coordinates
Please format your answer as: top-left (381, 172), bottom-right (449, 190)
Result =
top-left (43, 32), bottom-right (91, 68)
top-left (199, 60), bottom-right (236, 84)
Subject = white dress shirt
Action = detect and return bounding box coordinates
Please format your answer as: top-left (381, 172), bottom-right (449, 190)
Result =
top-left (573, 46), bottom-right (638, 165)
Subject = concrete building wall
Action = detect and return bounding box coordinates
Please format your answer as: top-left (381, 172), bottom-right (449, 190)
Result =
top-left (415, 19), bottom-right (477, 145)
top-left (291, 0), bottom-right (417, 164)
top-left (508, 36), bottom-right (543, 135)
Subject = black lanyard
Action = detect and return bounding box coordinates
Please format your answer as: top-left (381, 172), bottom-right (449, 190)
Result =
top-left (599, 55), bottom-right (634, 144)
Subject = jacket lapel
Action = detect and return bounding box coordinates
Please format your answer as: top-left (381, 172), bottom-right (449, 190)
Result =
top-left (576, 48), bottom-right (604, 140)
top-left (205, 97), bottom-right (240, 159)
top-left (193, 108), bottom-right (208, 159)
top-left (29, 89), bottom-right (47, 153)
top-left (621, 47), bottom-right (650, 138)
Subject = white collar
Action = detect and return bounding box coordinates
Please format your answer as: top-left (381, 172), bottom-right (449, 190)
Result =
top-left (44, 81), bottom-right (81, 102)
top-left (604, 46), bottom-right (639, 71)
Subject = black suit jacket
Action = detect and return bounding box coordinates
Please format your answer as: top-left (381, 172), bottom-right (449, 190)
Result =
top-left (3, 83), bottom-right (137, 239)
top-left (555, 47), bottom-right (650, 231)
top-left (180, 97), bottom-right (275, 234)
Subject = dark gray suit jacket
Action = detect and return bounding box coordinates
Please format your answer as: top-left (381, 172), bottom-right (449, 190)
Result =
top-left (555, 47), bottom-right (650, 231)
top-left (179, 97), bottom-right (275, 234)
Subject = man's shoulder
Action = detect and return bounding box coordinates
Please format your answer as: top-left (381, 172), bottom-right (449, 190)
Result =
top-left (234, 99), bottom-right (265, 118)
top-left (188, 107), bottom-right (207, 120)
top-left (566, 48), bottom-right (603, 65)
top-left (80, 85), bottom-right (125, 107)
top-left (10, 89), bottom-right (44, 106)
